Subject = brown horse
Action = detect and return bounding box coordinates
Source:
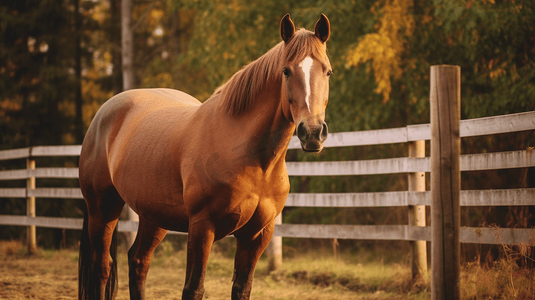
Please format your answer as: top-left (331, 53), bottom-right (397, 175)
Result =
top-left (78, 13), bottom-right (332, 300)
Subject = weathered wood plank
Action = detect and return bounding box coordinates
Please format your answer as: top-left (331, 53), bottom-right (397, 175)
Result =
top-left (286, 192), bottom-right (412, 207)
top-left (461, 150), bottom-right (535, 171)
top-left (0, 168), bottom-right (79, 180)
top-left (0, 188), bottom-right (26, 198)
top-left (285, 189), bottom-right (535, 207)
top-left (0, 145), bottom-right (82, 161)
top-left (407, 124), bottom-right (430, 141)
top-left (2, 187), bottom-right (531, 206)
top-left (28, 188), bottom-right (83, 199)
top-left (3, 186), bottom-right (531, 206)
top-left (430, 64), bottom-right (461, 300)
top-left (289, 111), bottom-right (535, 148)
top-left (0, 215), bottom-right (187, 235)
top-left (1, 216), bottom-right (531, 244)
top-left (286, 157), bottom-right (429, 176)
top-left (26, 158), bottom-right (37, 254)
top-left (0, 169), bottom-right (29, 180)
top-left (0, 147), bottom-right (30, 161)
top-left (31, 168), bottom-right (79, 178)
top-left (31, 145), bottom-right (82, 157)
top-left (461, 188), bottom-right (535, 206)
top-left (286, 150), bottom-right (534, 176)
top-left (408, 140), bottom-right (428, 280)
top-left (460, 227), bottom-right (535, 245)
top-left (406, 111), bottom-right (535, 142)
top-left (273, 224), bottom-right (533, 245)
top-left (31, 168), bottom-right (79, 179)
top-left (0, 215), bottom-right (83, 230)
top-left (460, 111), bottom-right (535, 137)
top-left (274, 224), bottom-right (418, 240)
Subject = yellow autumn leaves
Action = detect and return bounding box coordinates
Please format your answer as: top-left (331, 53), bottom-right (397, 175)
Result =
top-left (346, 0), bottom-right (414, 102)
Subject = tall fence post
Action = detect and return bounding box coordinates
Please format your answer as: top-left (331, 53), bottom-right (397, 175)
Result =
top-left (408, 140), bottom-right (427, 280)
top-left (26, 156), bottom-right (37, 254)
top-left (430, 65), bottom-right (461, 300)
top-left (267, 212), bottom-right (282, 272)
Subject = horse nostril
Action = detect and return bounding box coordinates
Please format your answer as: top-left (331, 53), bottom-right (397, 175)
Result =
top-left (297, 122), bottom-right (307, 140)
top-left (320, 122), bottom-right (328, 141)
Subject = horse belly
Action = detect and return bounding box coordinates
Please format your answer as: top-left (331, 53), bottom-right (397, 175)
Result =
top-left (133, 192), bottom-right (189, 232)
top-left (110, 148), bottom-right (190, 231)
top-left (95, 89), bottom-right (198, 231)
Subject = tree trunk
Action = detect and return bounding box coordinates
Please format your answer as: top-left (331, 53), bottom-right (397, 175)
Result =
top-left (121, 0), bottom-right (138, 247)
top-left (122, 0), bottom-right (134, 91)
top-left (73, 0), bottom-right (84, 144)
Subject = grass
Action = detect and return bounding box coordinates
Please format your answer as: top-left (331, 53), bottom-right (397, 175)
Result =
top-left (460, 244), bottom-right (535, 300)
top-left (1, 240), bottom-right (534, 299)
top-left (257, 252), bottom-right (423, 294)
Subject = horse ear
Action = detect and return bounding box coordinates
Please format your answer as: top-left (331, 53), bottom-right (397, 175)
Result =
top-left (314, 14), bottom-right (330, 43)
top-left (280, 13), bottom-right (295, 43)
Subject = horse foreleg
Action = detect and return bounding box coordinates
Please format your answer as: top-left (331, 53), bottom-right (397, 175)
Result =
top-left (128, 219), bottom-right (168, 300)
top-left (182, 221), bottom-right (215, 300)
top-left (232, 221), bottom-right (275, 300)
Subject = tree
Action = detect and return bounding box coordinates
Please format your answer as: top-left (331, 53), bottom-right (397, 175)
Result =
top-left (0, 0), bottom-right (101, 248)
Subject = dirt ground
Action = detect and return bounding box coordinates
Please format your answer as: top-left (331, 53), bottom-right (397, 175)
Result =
top-left (0, 247), bottom-right (413, 300)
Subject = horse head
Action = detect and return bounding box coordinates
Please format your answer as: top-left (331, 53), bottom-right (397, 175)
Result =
top-left (280, 13), bottom-right (331, 152)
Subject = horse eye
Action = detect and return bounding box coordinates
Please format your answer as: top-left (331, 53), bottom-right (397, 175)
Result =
top-left (327, 70), bottom-right (333, 77)
top-left (283, 68), bottom-right (291, 77)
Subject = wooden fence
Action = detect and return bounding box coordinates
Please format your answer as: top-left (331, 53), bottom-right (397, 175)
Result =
top-left (2, 66), bottom-right (534, 300)
top-left (1, 103), bottom-right (534, 286)
top-left (1, 111), bottom-right (534, 243)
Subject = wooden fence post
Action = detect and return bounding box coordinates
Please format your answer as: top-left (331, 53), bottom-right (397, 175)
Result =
top-left (26, 156), bottom-right (37, 254)
top-left (408, 140), bottom-right (427, 280)
top-left (267, 213), bottom-right (282, 272)
top-left (430, 65), bottom-right (461, 300)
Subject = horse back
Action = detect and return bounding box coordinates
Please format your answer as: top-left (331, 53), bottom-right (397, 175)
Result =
top-left (79, 88), bottom-right (201, 202)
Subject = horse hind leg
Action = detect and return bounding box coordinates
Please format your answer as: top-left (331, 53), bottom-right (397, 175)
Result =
top-left (79, 187), bottom-right (125, 300)
top-left (128, 218), bottom-right (168, 300)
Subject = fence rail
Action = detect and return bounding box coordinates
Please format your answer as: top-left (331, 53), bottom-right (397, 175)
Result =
top-left (1, 111), bottom-right (534, 246)
top-left (0, 216), bottom-right (532, 246)
top-left (2, 187), bottom-right (534, 207)
top-left (287, 110), bottom-right (535, 149)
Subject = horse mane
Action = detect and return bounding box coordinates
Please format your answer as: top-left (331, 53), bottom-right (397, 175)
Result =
top-left (215, 28), bottom-right (328, 116)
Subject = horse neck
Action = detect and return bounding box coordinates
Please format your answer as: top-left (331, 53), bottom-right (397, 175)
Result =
top-left (231, 83), bottom-right (295, 171)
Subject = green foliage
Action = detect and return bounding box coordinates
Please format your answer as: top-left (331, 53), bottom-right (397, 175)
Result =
top-left (1, 0), bottom-right (533, 145)
top-left (423, 0), bottom-right (535, 119)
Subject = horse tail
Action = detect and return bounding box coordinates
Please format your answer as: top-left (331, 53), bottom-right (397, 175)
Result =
top-left (107, 221), bottom-right (119, 300)
top-left (78, 209), bottom-right (93, 300)
top-left (78, 209), bottom-right (119, 300)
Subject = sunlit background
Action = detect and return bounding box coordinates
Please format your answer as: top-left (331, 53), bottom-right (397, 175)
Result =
top-left (0, 0), bottom-right (534, 298)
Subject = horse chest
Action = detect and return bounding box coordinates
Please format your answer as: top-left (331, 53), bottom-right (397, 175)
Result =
top-left (213, 174), bottom-right (289, 240)
top-left (182, 168), bottom-right (287, 240)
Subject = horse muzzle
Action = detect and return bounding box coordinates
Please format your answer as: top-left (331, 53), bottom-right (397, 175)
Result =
top-left (296, 120), bottom-right (328, 153)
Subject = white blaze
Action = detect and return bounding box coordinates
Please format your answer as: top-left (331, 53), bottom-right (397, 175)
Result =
top-left (299, 56), bottom-right (313, 112)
